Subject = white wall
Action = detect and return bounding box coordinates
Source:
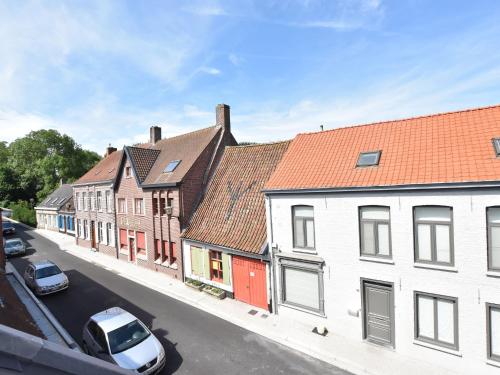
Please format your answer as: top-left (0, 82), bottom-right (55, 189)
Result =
top-left (267, 189), bottom-right (500, 375)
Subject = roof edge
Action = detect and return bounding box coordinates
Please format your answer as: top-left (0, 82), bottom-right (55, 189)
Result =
top-left (263, 180), bottom-right (500, 194)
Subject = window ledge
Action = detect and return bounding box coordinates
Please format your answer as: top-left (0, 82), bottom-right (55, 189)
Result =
top-left (136, 253), bottom-right (147, 260)
top-left (486, 271), bottom-right (500, 278)
top-left (414, 263), bottom-right (458, 273)
top-left (154, 259), bottom-right (162, 265)
top-left (359, 256), bottom-right (394, 265)
top-left (119, 248), bottom-right (128, 255)
top-left (413, 340), bottom-right (461, 357)
top-left (486, 359), bottom-right (500, 368)
top-left (292, 248), bottom-right (318, 255)
top-left (279, 302), bottom-right (326, 318)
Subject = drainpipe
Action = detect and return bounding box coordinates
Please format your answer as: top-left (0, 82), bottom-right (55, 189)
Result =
top-left (0, 208), bottom-right (5, 274)
top-left (151, 190), bottom-right (156, 265)
top-left (158, 190), bottom-right (164, 262)
top-left (267, 196), bottom-right (279, 315)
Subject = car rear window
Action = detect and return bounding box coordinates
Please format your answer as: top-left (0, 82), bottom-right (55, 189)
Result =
top-left (35, 265), bottom-right (62, 279)
top-left (6, 240), bottom-right (22, 248)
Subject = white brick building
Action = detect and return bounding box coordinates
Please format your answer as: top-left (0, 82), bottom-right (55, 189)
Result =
top-left (264, 105), bottom-right (500, 375)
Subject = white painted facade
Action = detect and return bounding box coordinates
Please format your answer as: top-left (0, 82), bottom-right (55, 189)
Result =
top-left (266, 188), bottom-right (500, 375)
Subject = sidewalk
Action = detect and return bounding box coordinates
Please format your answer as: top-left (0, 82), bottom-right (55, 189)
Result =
top-left (32, 227), bottom-right (448, 375)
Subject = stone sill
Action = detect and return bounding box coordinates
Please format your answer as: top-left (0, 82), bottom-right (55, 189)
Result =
top-left (486, 271), bottom-right (500, 278)
top-left (414, 263), bottom-right (458, 273)
top-left (359, 256), bottom-right (394, 265)
top-left (486, 359), bottom-right (500, 368)
top-left (413, 340), bottom-right (462, 357)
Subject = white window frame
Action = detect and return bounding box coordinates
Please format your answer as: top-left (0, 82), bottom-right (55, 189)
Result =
top-left (117, 198), bottom-right (127, 214)
top-left (133, 198), bottom-right (145, 215)
top-left (105, 190), bottom-right (111, 212)
top-left (97, 191), bottom-right (102, 212)
top-left (83, 192), bottom-right (87, 211)
top-left (292, 205), bottom-right (315, 251)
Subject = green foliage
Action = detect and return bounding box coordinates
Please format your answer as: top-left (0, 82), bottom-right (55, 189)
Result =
top-left (10, 200), bottom-right (36, 227)
top-left (0, 129), bottom-right (101, 205)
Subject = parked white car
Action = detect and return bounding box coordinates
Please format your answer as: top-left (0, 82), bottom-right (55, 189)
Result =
top-left (23, 260), bottom-right (69, 296)
top-left (82, 307), bottom-right (165, 374)
top-left (4, 238), bottom-right (26, 257)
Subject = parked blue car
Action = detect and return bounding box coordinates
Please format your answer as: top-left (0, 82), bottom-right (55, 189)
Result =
top-left (2, 222), bottom-right (15, 235)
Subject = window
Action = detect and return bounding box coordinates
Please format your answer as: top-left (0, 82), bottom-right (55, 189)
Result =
top-left (487, 303), bottom-right (500, 362)
top-left (153, 198), bottom-right (158, 216)
top-left (280, 259), bottom-right (324, 314)
top-left (210, 250), bottom-right (223, 282)
top-left (136, 231), bottom-right (146, 256)
top-left (97, 222), bottom-right (103, 243)
top-left (125, 166), bottom-right (131, 178)
top-left (106, 223), bottom-right (112, 245)
top-left (164, 160), bottom-right (180, 173)
top-left (154, 239), bottom-right (161, 260)
top-left (83, 220), bottom-right (88, 239)
top-left (357, 151), bottom-right (381, 167)
top-left (359, 206), bottom-right (391, 258)
top-left (292, 206), bottom-right (315, 250)
top-left (83, 192), bottom-right (87, 211)
top-left (414, 292), bottom-right (458, 350)
top-left (76, 193), bottom-right (80, 210)
top-left (169, 242), bottom-right (176, 263)
top-left (414, 206), bottom-right (453, 265)
top-left (97, 191), bottom-right (102, 211)
top-left (493, 138), bottom-right (500, 157)
top-left (159, 198), bottom-right (166, 215)
top-left (487, 207), bottom-right (500, 271)
top-left (105, 190), bottom-right (111, 212)
top-left (119, 229), bottom-right (128, 250)
top-left (134, 198), bottom-right (144, 215)
top-left (77, 219), bottom-right (81, 237)
top-left (89, 192), bottom-right (94, 211)
top-left (117, 198), bottom-right (126, 214)
top-left (162, 241), bottom-right (169, 261)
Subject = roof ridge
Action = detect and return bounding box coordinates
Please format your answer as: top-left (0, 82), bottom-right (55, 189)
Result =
top-left (227, 140), bottom-right (291, 149)
top-left (298, 103), bottom-right (500, 137)
top-left (155, 125), bottom-right (219, 145)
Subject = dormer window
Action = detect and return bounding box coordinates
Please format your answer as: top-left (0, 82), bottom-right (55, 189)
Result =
top-left (125, 166), bottom-right (131, 178)
top-left (357, 151), bottom-right (381, 167)
top-left (493, 138), bottom-right (500, 157)
top-left (164, 160), bottom-right (181, 173)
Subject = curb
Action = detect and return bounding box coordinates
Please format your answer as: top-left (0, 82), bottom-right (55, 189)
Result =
top-left (6, 262), bottom-right (81, 351)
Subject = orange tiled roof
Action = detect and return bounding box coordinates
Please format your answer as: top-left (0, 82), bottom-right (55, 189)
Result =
top-left (183, 141), bottom-right (290, 254)
top-left (265, 105), bottom-right (500, 191)
top-left (74, 150), bottom-right (123, 185)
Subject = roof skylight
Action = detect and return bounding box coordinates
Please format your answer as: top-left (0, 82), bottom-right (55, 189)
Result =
top-left (164, 160), bottom-right (181, 173)
top-left (493, 138), bottom-right (500, 156)
top-left (356, 151), bottom-right (381, 167)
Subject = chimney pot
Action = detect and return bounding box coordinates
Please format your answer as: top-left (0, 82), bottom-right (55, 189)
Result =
top-left (150, 126), bottom-right (162, 144)
top-left (216, 104), bottom-right (230, 133)
top-left (105, 144), bottom-right (117, 157)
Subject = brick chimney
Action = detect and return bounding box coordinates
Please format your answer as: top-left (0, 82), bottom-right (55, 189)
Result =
top-left (216, 104), bottom-right (230, 133)
top-left (150, 126), bottom-right (162, 144)
top-left (0, 208), bottom-right (5, 273)
top-left (105, 144), bottom-right (117, 157)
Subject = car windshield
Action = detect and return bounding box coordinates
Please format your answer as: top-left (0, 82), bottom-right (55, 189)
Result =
top-left (35, 265), bottom-right (62, 279)
top-left (107, 319), bottom-right (151, 354)
top-left (6, 240), bottom-right (22, 248)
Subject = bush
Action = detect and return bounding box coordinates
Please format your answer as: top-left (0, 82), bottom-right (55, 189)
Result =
top-left (10, 200), bottom-right (36, 227)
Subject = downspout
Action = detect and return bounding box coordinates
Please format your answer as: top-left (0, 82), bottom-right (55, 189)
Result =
top-left (151, 190), bottom-right (156, 265)
top-left (158, 190), bottom-right (164, 262)
top-left (267, 196), bottom-right (279, 315)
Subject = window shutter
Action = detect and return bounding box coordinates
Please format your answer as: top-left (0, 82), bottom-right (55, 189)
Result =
top-left (119, 229), bottom-right (127, 247)
top-left (204, 251), bottom-right (211, 279)
top-left (222, 253), bottom-right (231, 285)
top-left (283, 268), bottom-right (319, 310)
top-left (190, 246), bottom-right (202, 276)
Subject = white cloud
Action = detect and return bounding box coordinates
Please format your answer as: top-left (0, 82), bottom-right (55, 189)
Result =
top-left (182, 4), bottom-right (227, 16)
top-left (228, 53), bottom-right (244, 66)
top-left (199, 67), bottom-right (222, 76)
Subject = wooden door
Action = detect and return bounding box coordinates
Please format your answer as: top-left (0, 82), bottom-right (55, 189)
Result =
top-left (90, 221), bottom-right (96, 248)
top-left (232, 256), bottom-right (268, 310)
top-left (129, 237), bottom-right (135, 262)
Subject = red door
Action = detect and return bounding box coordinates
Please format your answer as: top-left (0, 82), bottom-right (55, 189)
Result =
top-left (232, 256), bottom-right (268, 310)
top-left (129, 238), bottom-right (135, 262)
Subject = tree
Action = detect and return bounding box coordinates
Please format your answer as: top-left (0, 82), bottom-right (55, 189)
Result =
top-left (6, 129), bottom-right (101, 203)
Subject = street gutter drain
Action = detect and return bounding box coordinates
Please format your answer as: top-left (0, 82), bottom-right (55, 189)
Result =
top-left (261, 314), bottom-right (268, 319)
top-left (248, 309), bottom-right (258, 316)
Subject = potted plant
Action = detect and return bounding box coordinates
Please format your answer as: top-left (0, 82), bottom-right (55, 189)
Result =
top-left (202, 285), bottom-right (226, 299)
top-left (185, 278), bottom-right (204, 291)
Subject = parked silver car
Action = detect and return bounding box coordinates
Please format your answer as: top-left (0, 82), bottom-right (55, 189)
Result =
top-left (82, 307), bottom-right (165, 374)
top-left (4, 238), bottom-right (26, 257)
top-left (23, 260), bottom-right (69, 296)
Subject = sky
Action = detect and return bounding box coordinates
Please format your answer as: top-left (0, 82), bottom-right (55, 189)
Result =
top-left (1, 0), bottom-right (500, 154)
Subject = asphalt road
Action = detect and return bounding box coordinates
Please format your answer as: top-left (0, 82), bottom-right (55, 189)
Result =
top-left (7, 223), bottom-right (349, 375)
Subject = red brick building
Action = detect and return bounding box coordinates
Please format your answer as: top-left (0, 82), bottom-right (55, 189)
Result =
top-left (73, 146), bottom-right (122, 257)
top-left (114, 104), bottom-right (237, 280)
